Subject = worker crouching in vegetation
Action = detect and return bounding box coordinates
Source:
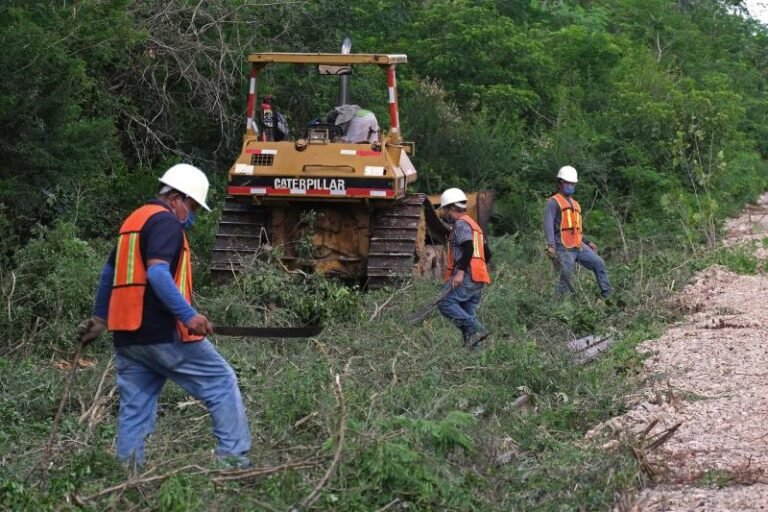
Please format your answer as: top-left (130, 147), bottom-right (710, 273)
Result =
top-left (543, 165), bottom-right (611, 299)
top-left (75, 164), bottom-right (251, 470)
top-left (437, 188), bottom-right (492, 350)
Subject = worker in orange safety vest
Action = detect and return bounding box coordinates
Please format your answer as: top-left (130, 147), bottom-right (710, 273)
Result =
top-left (437, 187), bottom-right (492, 350)
top-left (543, 165), bottom-right (611, 298)
top-left (75, 164), bottom-right (251, 470)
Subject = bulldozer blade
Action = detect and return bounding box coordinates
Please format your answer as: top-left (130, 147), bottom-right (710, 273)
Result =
top-left (213, 325), bottom-right (322, 338)
top-left (407, 287), bottom-right (452, 325)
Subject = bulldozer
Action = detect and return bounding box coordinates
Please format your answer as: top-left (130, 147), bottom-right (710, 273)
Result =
top-left (211, 42), bottom-right (493, 288)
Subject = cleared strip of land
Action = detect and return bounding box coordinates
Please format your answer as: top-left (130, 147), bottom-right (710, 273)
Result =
top-left (589, 194), bottom-right (768, 511)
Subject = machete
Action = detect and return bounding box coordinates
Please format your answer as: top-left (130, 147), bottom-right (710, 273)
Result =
top-left (406, 286), bottom-right (452, 325)
top-left (213, 325), bottom-right (323, 338)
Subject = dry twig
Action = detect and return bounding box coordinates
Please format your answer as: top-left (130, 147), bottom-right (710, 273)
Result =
top-left (40, 340), bottom-right (86, 486)
top-left (510, 394), bottom-right (531, 410)
top-left (645, 422), bottom-right (682, 451)
top-left (211, 458), bottom-right (322, 483)
top-left (390, 354), bottom-right (398, 385)
top-left (630, 420), bottom-right (682, 480)
top-left (77, 464), bottom-right (209, 502)
top-left (5, 270), bottom-right (16, 321)
top-left (376, 499), bottom-right (402, 512)
top-left (79, 357), bottom-right (116, 433)
top-left (78, 458), bottom-right (321, 503)
top-left (369, 283), bottom-right (412, 322)
top-left (291, 373), bottom-right (348, 511)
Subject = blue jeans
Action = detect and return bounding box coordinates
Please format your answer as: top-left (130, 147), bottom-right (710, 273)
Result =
top-left (437, 275), bottom-right (486, 339)
top-left (114, 337), bottom-right (251, 466)
top-left (556, 243), bottom-right (611, 297)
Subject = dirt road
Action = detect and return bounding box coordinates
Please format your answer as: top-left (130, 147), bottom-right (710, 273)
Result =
top-left (588, 193), bottom-right (768, 511)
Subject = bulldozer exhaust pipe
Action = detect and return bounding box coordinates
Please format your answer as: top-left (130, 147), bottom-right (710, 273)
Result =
top-left (338, 37), bottom-right (352, 106)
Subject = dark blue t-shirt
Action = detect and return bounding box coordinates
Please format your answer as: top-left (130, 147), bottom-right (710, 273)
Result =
top-left (110, 200), bottom-right (185, 346)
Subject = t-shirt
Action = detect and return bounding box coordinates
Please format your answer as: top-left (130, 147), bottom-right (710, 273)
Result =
top-left (451, 219), bottom-right (473, 264)
top-left (109, 200), bottom-right (185, 346)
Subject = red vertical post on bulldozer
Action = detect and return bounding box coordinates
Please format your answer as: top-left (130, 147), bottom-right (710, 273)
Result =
top-left (246, 66), bottom-right (258, 136)
top-left (386, 64), bottom-right (400, 141)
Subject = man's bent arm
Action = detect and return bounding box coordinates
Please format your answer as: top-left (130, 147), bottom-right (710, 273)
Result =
top-left (92, 262), bottom-right (115, 320)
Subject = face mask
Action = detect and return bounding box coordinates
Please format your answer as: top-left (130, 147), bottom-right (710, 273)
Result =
top-left (183, 210), bottom-right (196, 230)
top-left (180, 200), bottom-right (196, 230)
top-left (562, 184), bottom-right (576, 196)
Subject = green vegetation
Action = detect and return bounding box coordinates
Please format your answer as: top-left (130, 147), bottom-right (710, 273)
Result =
top-left (2, 0), bottom-right (768, 510)
top-left (1, 228), bottom-right (676, 510)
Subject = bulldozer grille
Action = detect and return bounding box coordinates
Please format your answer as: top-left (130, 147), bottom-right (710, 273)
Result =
top-left (250, 154), bottom-right (275, 166)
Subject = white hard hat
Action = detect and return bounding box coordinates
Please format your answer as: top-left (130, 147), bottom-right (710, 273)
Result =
top-left (440, 187), bottom-right (468, 209)
top-left (556, 165), bottom-right (578, 183)
top-left (158, 164), bottom-right (211, 211)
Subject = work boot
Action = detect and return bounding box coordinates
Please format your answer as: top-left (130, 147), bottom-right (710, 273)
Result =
top-left (215, 455), bottom-right (251, 471)
top-left (462, 331), bottom-right (472, 347)
top-left (119, 456), bottom-right (143, 477)
top-left (466, 328), bottom-right (490, 349)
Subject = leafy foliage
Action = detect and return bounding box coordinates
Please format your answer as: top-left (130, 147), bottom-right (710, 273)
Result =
top-left (201, 256), bottom-right (362, 326)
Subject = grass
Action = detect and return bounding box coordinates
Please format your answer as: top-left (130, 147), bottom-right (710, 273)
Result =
top-left (0, 231), bottom-right (761, 511)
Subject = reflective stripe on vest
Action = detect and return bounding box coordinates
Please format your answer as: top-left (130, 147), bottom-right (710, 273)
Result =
top-left (444, 215), bottom-right (491, 284)
top-left (107, 204), bottom-right (203, 343)
top-left (551, 193), bottom-right (583, 249)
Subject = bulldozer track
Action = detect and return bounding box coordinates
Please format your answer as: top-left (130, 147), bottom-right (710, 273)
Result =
top-left (210, 196), bottom-right (268, 281)
top-left (366, 193), bottom-right (443, 289)
top-left (211, 194), bottom-right (449, 288)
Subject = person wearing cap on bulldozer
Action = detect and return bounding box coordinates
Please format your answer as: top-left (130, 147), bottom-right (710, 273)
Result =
top-left (329, 104), bottom-right (380, 143)
top-left (437, 188), bottom-right (492, 350)
top-left (544, 165), bottom-right (611, 299)
top-left (75, 164), bottom-right (251, 470)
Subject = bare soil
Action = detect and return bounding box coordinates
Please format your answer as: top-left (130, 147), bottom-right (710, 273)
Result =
top-left (587, 193), bottom-right (768, 511)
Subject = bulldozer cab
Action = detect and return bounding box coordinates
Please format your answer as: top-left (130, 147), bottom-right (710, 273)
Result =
top-left (245, 52), bottom-right (408, 146)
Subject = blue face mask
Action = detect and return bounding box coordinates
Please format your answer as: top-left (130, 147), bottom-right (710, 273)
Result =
top-left (562, 184), bottom-right (576, 196)
top-left (180, 201), bottom-right (196, 230)
top-left (183, 210), bottom-right (196, 230)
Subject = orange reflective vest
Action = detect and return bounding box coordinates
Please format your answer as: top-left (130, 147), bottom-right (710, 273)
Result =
top-left (444, 215), bottom-right (491, 284)
top-left (107, 204), bottom-right (203, 343)
top-left (551, 193), bottom-right (582, 249)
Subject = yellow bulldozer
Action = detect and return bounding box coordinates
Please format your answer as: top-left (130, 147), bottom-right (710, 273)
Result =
top-left (211, 43), bottom-right (492, 288)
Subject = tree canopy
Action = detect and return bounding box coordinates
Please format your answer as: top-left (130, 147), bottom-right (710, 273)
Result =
top-left (1, 0), bottom-right (766, 251)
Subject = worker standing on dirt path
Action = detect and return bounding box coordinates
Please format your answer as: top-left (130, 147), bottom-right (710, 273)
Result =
top-left (437, 188), bottom-right (492, 350)
top-left (75, 164), bottom-right (251, 470)
top-left (543, 165), bottom-right (611, 299)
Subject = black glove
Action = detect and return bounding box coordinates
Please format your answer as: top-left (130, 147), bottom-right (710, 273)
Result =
top-left (75, 316), bottom-right (106, 345)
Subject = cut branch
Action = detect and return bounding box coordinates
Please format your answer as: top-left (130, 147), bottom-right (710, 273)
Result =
top-left (291, 373), bottom-right (348, 511)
